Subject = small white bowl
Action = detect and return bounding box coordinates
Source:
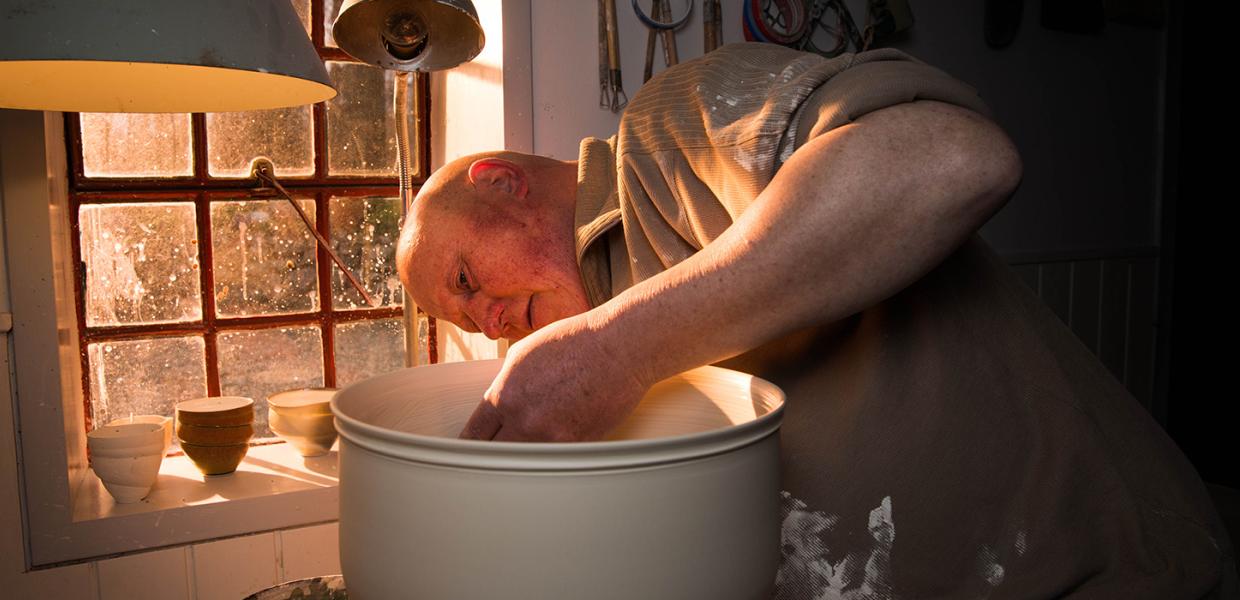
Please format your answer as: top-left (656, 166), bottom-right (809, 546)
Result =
top-left (105, 415), bottom-right (173, 455)
top-left (88, 423), bottom-right (166, 503)
top-left (268, 389), bottom-right (337, 457)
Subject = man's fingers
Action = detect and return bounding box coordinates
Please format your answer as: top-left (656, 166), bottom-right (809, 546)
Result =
top-left (458, 399), bottom-right (503, 440)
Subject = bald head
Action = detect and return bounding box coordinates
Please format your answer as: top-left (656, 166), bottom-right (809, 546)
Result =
top-left (396, 151), bottom-right (589, 340)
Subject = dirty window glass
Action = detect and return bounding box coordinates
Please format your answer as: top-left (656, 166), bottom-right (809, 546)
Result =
top-left (80, 202), bottom-right (202, 326)
top-left (217, 327), bottom-right (325, 438)
top-left (206, 107), bottom-right (315, 178)
top-left (334, 318), bottom-right (405, 387)
top-left (325, 61), bottom-right (408, 176)
top-left (330, 195), bottom-right (403, 309)
top-left (88, 336), bottom-right (208, 431)
top-left (211, 199), bottom-right (320, 317)
top-left (80, 113), bottom-right (193, 178)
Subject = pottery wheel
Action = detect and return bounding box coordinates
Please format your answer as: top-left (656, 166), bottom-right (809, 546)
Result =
top-left (243, 575), bottom-right (347, 599)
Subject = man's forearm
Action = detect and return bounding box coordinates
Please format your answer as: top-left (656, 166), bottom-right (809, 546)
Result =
top-left (586, 100), bottom-right (1023, 388)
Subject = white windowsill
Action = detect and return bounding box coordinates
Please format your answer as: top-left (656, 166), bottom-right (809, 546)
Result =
top-left (23, 440), bottom-right (342, 566)
top-left (73, 440), bottom-right (339, 523)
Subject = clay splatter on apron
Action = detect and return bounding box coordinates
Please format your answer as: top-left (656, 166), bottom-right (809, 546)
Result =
top-left (774, 491), bottom-right (895, 600)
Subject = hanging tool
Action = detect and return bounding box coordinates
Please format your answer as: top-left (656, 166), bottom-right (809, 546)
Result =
top-left (743, 0), bottom-right (878, 57)
top-left (633, 0), bottom-right (691, 83)
top-left (703, 0), bottom-right (722, 52)
top-left (747, 0), bottom-right (808, 45)
top-left (603, 0), bottom-right (628, 112)
top-left (658, 0), bottom-right (680, 67)
top-left (867, 0), bottom-right (914, 46)
top-left (599, 0), bottom-right (611, 108)
top-left (643, 0), bottom-right (660, 82)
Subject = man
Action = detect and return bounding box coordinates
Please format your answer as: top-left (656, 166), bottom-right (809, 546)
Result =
top-left (398, 43), bottom-right (1234, 597)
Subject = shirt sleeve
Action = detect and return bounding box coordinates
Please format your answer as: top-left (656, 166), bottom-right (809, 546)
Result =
top-left (614, 44), bottom-right (993, 286)
top-left (789, 54), bottom-right (994, 152)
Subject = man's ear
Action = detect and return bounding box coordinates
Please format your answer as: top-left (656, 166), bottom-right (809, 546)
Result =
top-left (467, 158), bottom-right (529, 199)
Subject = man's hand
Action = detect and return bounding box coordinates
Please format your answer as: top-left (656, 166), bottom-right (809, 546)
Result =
top-left (458, 313), bottom-right (650, 442)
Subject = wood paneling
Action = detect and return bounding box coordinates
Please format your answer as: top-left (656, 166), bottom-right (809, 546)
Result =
top-left (1009, 253), bottom-right (1160, 409)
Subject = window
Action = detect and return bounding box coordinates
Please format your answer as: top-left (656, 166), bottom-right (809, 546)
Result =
top-left (66, 0), bottom-right (435, 442)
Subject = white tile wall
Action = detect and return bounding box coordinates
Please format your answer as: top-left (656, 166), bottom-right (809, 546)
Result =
top-left (279, 523), bottom-right (342, 582)
top-left (4, 524), bottom-right (342, 600)
top-left (9, 562), bottom-right (98, 600)
top-left (192, 533), bottom-right (279, 600)
top-left (97, 546), bottom-right (191, 600)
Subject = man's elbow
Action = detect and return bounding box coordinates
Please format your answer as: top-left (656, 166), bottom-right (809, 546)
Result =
top-left (859, 100), bottom-right (1022, 226)
top-left (945, 108), bottom-right (1023, 223)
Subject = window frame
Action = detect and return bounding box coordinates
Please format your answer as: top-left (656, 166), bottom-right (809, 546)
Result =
top-left (64, 9), bottom-right (438, 437)
top-left (4, 25), bottom-right (437, 568)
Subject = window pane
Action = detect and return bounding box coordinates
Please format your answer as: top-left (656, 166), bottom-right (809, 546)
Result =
top-left (88, 336), bottom-right (207, 429)
top-left (81, 202), bottom-right (202, 327)
top-left (324, 0), bottom-right (343, 47)
top-left (211, 199), bottom-right (319, 317)
top-left (416, 312), bottom-right (430, 366)
top-left (335, 318), bottom-right (405, 387)
top-left (206, 107), bottom-right (314, 178)
top-left (218, 326), bottom-right (324, 437)
top-left (80, 113), bottom-right (192, 178)
top-left (330, 196), bottom-right (403, 308)
top-left (325, 62), bottom-right (414, 176)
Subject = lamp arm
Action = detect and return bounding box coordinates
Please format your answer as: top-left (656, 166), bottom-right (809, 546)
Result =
top-left (250, 157), bottom-right (378, 308)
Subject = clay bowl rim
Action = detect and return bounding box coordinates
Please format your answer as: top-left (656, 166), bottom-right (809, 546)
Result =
top-left (331, 359), bottom-right (785, 472)
top-left (176, 422), bottom-right (255, 433)
top-left (269, 410), bottom-right (335, 425)
top-left (105, 415), bottom-right (172, 426)
top-left (176, 396), bottom-right (254, 414)
top-left (87, 423), bottom-right (166, 449)
top-left (267, 388), bottom-right (336, 411)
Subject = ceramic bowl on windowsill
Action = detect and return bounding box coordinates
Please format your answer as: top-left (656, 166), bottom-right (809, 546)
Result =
top-left (88, 422), bottom-right (167, 504)
top-left (267, 388), bottom-right (337, 457)
top-left (105, 415), bottom-right (173, 455)
top-left (175, 396), bottom-right (255, 475)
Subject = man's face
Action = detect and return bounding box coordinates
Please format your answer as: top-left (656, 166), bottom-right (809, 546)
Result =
top-left (401, 201), bottom-right (590, 341)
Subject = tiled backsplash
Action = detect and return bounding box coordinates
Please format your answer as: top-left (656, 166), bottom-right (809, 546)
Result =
top-left (11, 523), bottom-right (339, 600)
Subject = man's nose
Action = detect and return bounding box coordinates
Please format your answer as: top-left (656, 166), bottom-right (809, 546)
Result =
top-left (466, 296), bottom-right (505, 340)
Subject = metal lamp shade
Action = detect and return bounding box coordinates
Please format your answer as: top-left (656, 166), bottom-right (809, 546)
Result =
top-left (332, 0), bottom-right (484, 72)
top-left (0, 0), bottom-right (336, 113)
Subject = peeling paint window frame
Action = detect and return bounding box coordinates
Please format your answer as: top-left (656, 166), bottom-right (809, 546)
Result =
top-left (63, 1), bottom-right (436, 440)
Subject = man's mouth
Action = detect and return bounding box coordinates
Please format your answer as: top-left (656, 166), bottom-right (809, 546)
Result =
top-left (525, 295), bottom-right (535, 332)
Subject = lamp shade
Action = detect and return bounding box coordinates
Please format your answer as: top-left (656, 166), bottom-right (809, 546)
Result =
top-left (0, 0), bottom-right (336, 113)
top-left (332, 0), bottom-right (484, 72)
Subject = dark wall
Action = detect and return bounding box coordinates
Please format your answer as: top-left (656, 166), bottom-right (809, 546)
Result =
top-left (882, 1), bottom-right (1166, 257)
top-left (1159, 2), bottom-right (1234, 490)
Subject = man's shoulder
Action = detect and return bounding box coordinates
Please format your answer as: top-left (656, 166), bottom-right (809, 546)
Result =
top-left (638, 42), bottom-right (823, 92)
top-left (617, 43), bottom-right (844, 155)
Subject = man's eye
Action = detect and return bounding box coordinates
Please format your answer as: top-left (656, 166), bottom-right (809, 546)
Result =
top-left (457, 270), bottom-right (469, 290)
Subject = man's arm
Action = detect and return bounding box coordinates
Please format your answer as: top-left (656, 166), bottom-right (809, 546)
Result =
top-left (463, 99), bottom-right (1022, 442)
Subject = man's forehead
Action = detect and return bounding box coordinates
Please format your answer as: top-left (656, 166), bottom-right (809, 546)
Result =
top-left (406, 237), bottom-right (457, 317)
